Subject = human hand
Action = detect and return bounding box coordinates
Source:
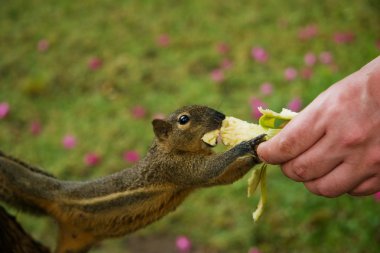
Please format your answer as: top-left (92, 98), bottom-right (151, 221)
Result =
top-left (257, 56), bottom-right (380, 197)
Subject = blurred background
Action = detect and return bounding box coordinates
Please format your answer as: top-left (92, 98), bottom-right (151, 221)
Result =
top-left (1, 0), bottom-right (380, 252)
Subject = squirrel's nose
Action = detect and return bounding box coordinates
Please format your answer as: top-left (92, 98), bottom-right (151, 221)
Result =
top-left (214, 111), bottom-right (226, 121)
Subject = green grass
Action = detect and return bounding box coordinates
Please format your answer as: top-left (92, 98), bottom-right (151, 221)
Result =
top-left (1, 0), bottom-right (380, 252)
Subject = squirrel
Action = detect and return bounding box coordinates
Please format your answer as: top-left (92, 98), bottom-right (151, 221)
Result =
top-left (0, 105), bottom-right (266, 253)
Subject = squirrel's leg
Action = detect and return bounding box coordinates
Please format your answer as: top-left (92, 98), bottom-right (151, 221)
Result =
top-left (207, 156), bottom-right (259, 186)
top-left (208, 134), bottom-right (266, 185)
top-left (0, 153), bottom-right (59, 215)
top-left (55, 223), bottom-right (95, 253)
top-left (200, 134), bottom-right (266, 185)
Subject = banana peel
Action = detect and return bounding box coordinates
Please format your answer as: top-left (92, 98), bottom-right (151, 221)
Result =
top-left (202, 107), bottom-right (297, 221)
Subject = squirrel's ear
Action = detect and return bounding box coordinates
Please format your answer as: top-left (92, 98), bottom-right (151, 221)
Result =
top-left (152, 119), bottom-right (172, 141)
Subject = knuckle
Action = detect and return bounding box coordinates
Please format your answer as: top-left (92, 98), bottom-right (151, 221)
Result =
top-left (281, 163), bottom-right (307, 182)
top-left (293, 166), bottom-right (309, 181)
top-left (284, 158), bottom-right (314, 182)
top-left (365, 148), bottom-right (380, 170)
top-left (350, 180), bottom-right (380, 196)
top-left (277, 136), bottom-right (297, 156)
top-left (305, 181), bottom-right (342, 198)
top-left (340, 128), bottom-right (366, 147)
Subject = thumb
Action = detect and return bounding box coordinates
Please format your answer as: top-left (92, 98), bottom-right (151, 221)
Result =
top-left (257, 105), bottom-right (325, 164)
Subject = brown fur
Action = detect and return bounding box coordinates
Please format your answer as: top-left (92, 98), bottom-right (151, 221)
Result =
top-left (0, 105), bottom-right (265, 253)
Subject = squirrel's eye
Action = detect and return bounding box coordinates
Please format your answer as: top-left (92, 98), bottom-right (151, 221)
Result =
top-left (178, 115), bottom-right (190, 125)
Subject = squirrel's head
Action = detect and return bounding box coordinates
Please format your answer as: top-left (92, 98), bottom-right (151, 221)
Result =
top-left (152, 105), bottom-right (225, 153)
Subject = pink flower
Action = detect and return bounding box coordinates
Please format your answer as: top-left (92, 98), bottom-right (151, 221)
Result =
top-left (176, 235), bottom-right (191, 252)
top-left (0, 102), bottom-right (10, 119)
top-left (62, 135), bottom-right (77, 149)
top-left (250, 98), bottom-right (267, 120)
top-left (287, 97), bottom-right (302, 112)
top-left (300, 67), bottom-right (313, 80)
top-left (37, 39), bottom-right (49, 52)
top-left (123, 150), bottom-right (140, 163)
top-left (248, 247), bottom-right (261, 253)
top-left (304, 52), bottom-right (317, 66)
top-left (157, 34), bottom-right (170, 47)
top-left (84, 152), bottom-right (101, 167)
top-left (30, 121), bottom-right (42, 135)
top-left (216, 42), bottom-right (230, 54)
top-left (284, 67), bottom-right (298, 81)
top-left (210, 69), bottom-right (225, 83)
top-left (298, 24), bottom-right (318, 41)
top-left (88, 57), bottom-right (102, 70)
top-left (333, 32), bottom-right (355, 44)
top-left (260, 82), bottom-right (273, 96)
top-left (131, 105), bottom-right (146, 119)
top-left (220, 58), bottom-right (233, 70)
top-left (374, 192), bottom-right (380, 202)
top-left (319, 51), bottom-right (333, 65)
top-left (251, 47), bottom-right (268, 63)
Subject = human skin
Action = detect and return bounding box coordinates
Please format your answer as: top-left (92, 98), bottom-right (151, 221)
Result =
top-left (257, 56), bottom-right (380, 197)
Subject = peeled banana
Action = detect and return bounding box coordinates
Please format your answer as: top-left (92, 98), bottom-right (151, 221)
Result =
top-left (202, 107), bottom-right (298, 221)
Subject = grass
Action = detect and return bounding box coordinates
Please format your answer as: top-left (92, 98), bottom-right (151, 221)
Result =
top-left (1, 0), bottom-right (380, 252)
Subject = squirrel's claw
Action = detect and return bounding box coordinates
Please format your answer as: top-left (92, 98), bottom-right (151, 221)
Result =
top-left (248, 134), bottom-right (267, 161)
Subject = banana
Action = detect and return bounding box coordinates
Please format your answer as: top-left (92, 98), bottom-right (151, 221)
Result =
top-left (202, 107), bottom-right (298, 221)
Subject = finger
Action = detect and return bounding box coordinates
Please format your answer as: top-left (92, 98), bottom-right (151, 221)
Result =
top-left (280, 134), bottom-right (343, 182)
top-left (349, 176), bottom-right (380, 196)
top-left (257, 103), bottom-right (325, 164)
top-left (304, 162), bottom-right (368, 198)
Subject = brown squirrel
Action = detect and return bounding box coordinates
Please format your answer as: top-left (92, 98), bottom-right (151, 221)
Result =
top-left (0, 105), bottom-right (266, 253)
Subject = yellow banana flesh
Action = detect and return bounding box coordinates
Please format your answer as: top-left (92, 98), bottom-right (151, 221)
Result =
top-left (202, 107), bottom-right (297, 221)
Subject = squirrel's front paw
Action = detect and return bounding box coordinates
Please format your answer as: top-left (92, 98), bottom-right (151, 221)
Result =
top-left (248, 134), bottom-right (267, 159)
top-left (235, 134), bottom-right (266, 158)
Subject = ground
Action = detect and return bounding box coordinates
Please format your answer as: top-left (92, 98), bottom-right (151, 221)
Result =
top-left (1, 0), bottom-right (380, 252)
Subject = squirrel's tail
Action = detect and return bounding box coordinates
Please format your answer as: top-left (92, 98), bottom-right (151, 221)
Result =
top-left (0, 151), bottom-right (61, 215)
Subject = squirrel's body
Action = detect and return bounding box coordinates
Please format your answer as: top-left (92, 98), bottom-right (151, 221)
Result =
top-left (0, 105), bottom-right (265, 253)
